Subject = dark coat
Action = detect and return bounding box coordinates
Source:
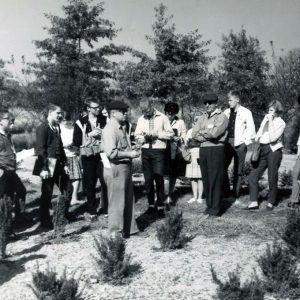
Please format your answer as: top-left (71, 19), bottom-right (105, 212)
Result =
top-left (73, 114), bottom-right (107, 149)
top-left (35, 122), bottom-right (67, 171)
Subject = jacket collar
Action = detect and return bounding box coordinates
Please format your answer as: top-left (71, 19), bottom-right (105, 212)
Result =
top-left (207, 108), bottom-right (222, 118)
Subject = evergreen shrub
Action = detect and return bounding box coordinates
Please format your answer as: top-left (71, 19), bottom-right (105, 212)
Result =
top-left (211, 265), bottom-right (265, 300)
top-left (257, 242), bottom-right (300, 299)
top-left (30, 265), bottom-right (83, 300)
top-left (92, 234), bottom-right (140, 285)
top-left (156, 208), bottom-right (190, 250)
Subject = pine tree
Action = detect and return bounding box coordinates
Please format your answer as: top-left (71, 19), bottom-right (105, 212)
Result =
top-left (215, 29), bottom-right (270, 123)
top-left (117, 4), bottom-right (212, 121)
top-left (31, 0), bottom-right (127, 114)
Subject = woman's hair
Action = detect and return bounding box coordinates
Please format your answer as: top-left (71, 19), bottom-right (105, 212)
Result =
top-left (268, 100), bottom-right (284, 115)
top-left (0, 109), bottom-right (9, 119)
top-left (164, 102), bottom-right (179, 114)
top-left (64, 111), bottom-right (72, 121)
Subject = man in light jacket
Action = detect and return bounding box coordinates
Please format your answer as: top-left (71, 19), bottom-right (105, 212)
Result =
top-left (223, 91), bottom-right (256, 199)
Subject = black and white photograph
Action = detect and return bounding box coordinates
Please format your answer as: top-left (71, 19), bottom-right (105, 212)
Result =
top-left (1, 0), bottom-right (300, 299)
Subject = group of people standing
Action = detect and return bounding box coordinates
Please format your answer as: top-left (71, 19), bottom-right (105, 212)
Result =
top-left (1, 90), bottom-right (300, 239)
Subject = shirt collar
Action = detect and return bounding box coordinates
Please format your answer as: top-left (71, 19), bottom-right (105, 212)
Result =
top-left (0, 128), bottom-right (7, 136)
top-left (208, 108), bottom-right (222, 117)
top-left (110, 118), bottom-right (123, 130)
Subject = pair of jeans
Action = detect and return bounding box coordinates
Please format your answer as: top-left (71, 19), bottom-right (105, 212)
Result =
top-left (141, 148), bottom-right (165, 207)
top-left (248, 144), bottom-right (282, 205)
top-left (223, 143), bottom-right (247, 197)
top-left (81, 155), bottom-right (107, 214)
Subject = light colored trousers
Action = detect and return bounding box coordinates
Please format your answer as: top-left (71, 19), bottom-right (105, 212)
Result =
top-left (289, 156), bottom-right (300, 203)
top-left (104, 162), bottom-right (138, 236)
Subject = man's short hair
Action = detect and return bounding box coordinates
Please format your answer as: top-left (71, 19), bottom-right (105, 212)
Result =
top-left (47, 103), bottom-right (61, 115)
top-left (0, 109), bottom-right (9, 120)
top-left (228, 90), bottom-right (241, 101)
top-left (85, 97), bottom-right (100, 108)
top-left (269, 100), bottom-right (284, 115)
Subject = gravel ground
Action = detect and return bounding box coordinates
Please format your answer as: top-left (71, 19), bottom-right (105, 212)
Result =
top-left (0, 154), bottom-right (296, 300)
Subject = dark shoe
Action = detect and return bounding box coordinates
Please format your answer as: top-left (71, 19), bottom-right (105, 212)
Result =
top-left (287, 202), bottom-right (300, 209)
top-left (245, 206), bottom-right (259, 210)
top-left (203, 209), bottom-right (209, 215)
top-left (157, 209), bottom-right (165, 218)
top-left (84, 212), bottom-right (97, 221)
top-left (65, 213), bottom-right (77, 222)
top-left (97, 207), bottom-right (108, 215)
top-left (40, 221), bottom-right (54, 230)
top-left (145, 207), bottom-right (156, 215)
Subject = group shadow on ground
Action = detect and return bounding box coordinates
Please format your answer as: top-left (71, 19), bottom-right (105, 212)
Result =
top-left (0, 254), bottom-right (47, 286)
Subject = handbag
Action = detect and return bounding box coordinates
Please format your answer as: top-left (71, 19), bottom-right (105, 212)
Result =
top-left (76, 121), bottom-right (102, 157)
top-left (175, 143), bottom-right (192, 163)
top-left (251, 141), bottom-right (261, 162)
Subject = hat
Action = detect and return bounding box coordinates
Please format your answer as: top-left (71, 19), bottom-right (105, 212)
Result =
top-left (202, 92), bottom-right (218, 103)
top-left (164, 102), bottom-right (179, 114)
top-left (107, 101), bottom-right (129, 111)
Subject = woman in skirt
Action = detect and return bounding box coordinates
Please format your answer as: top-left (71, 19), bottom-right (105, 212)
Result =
top-left (164, 102), bottom-right (187, 204)
top-left (60, 113), bottom-right (83, 204)
top-left (185, 117), bottom-right (204, 204)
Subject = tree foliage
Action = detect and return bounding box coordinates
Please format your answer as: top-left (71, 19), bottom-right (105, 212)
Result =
top-left (270, 48), bottom-right (300, 111)
top-left (31, 0), bottom-right (126, 114)
top-left (215, 29), bottom-right (270, 122)
top-left (117, 4), bottom-right (212, 118)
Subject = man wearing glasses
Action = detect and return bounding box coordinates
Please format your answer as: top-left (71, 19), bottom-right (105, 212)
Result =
top-left (192, 93), bottom-right (228, 217)
top-left (0, 109), bottom-right (27, 222)
top-left (73, 98), bottom-right (107, 217)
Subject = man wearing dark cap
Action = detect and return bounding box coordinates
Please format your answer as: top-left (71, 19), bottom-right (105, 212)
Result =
top-left (192, 93), bottom-right (229, 216)
top-left (102, 101), bottom-right (140, 238)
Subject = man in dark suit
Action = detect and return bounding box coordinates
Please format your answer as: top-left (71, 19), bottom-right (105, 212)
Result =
top-left (73, 98), bottom-right (107, 216)
top-left (35, 103), bottom-right (72, 229)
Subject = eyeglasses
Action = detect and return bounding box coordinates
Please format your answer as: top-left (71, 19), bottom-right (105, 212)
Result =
top-left (1, 117), bottom-right (14, 122)
top-left (89, 106), bottom-right (100, 109)
top-left (204, 102), bottom-right (215, 106)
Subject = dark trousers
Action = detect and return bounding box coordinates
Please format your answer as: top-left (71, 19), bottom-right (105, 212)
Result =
top-left (223, 143), bottom-right (247, 197)
top-left (81, 155), bottom-right (107, 214)
top-left (200, 146), bottom-right (225, 216)
top-left (142, 148), bottom-right (165, 207)
top-left (0, 170), bottom-right (26, 217)
top-left (248, 144), bottom-right (282, 205)
top-left (40, 163), bottom-right (72, 224)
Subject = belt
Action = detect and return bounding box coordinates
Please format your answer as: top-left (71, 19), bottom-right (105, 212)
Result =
top-left (110, 160), bottom-right (131, 165)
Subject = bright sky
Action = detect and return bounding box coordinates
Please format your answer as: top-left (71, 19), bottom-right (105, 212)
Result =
top-left (0, 0), bottom-right (300, 72)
